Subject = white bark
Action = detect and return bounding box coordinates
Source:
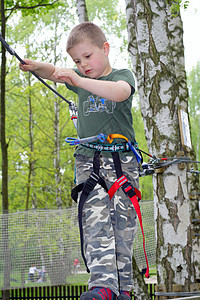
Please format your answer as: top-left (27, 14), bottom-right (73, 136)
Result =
top-left (76, 0), bottom-right (88, 23)
top-left (125, 0), bottom-right (199, 290)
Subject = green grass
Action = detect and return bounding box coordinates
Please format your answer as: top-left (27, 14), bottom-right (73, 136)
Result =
top-left (0, 271), bottom-right (89, 288)
top-left (66, 273), bottom-right (90, 285)
top-left (0, 267), bottom-right (156, 289)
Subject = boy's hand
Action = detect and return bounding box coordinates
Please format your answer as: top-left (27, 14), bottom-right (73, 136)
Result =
top-left (19, 58), bottom-right (37, 72)
top-left (53, 68), bottom-right (81, 86)
top-left (19, 60), bottom-right (57, 81)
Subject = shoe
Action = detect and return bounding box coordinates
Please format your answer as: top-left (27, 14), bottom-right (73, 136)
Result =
top-left (117, 291), bottom-right (131, 299)
top-left (80, 290), bottom-right (102, 300)
top-left (80, 287), bottom-right (115, 300)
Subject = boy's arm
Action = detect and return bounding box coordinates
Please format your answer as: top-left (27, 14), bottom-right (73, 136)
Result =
top-left (20, 60), bottom-right (132, 101)
top-left (53, 69), bottom-right (132, 102)
top-left (78, 78), bottom-right (132, 102)
top-left (19, 59), bottom-right (65, 83)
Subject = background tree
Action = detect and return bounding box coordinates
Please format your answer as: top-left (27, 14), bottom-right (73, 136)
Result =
top-left (76, 0), bottom-right (88, 22)
top-left (125, 0), bottom-right (199, 295)
top-left (187, 61), bottom-right (200, 164)
top-left (0, 2), bottom-right (59, 297)
top-left (187, 60), bottom-right (200, 278)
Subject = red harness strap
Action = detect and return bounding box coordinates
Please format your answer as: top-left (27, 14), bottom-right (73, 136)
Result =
top-left (108, 176), bottom-right (150, 278)
top-left (108, 175), bottom-right (128, 200)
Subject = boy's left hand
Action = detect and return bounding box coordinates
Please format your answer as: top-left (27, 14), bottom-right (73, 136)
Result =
top-left (53, 68), bottom-right (81, 86)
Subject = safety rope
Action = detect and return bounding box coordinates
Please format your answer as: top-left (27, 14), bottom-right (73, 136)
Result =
top-left (1, 34), bottom-right (199, 176)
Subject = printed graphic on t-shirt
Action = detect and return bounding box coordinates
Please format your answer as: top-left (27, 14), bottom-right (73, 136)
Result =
top-left (83, 95), bottom-right (116, 116)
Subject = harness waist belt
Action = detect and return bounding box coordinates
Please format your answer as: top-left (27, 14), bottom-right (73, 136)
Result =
top-left (81, 142), bottom-right (132, 152)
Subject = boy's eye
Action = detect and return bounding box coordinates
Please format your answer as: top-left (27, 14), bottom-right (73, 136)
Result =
top-left (86, 54), bottom-right (91, 58)
top-left (74, 60), bottom-right (80, 64)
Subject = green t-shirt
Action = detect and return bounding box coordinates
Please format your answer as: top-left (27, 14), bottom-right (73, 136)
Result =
top-left (65, 68), bottom-right (135, 157)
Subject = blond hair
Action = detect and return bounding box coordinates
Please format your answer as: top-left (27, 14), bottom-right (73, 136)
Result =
top-left (66, 22), bottom-right (107, 52)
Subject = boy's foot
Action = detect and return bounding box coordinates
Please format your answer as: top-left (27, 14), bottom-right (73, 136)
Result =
top-left (80, 287), bottom-right (115, 300)
top-left (117, 291), bottom-right (131, 299)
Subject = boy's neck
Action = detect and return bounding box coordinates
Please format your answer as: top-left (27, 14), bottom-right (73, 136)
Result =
top-left (97, 63), bottom-right (112, 78)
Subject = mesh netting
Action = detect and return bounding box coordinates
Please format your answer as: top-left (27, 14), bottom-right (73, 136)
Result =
top-left (0, 201), bottom-right (155, 290)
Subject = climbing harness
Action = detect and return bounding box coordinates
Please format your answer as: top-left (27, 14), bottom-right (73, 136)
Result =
top-left (71, 150), bottom-right (150, 278)
top-left (66, 132), bottom-right (200, 176)
top-left (68, 132), bottom-right (200, 278)
top-left (70, 134), bottom-right (150, 278)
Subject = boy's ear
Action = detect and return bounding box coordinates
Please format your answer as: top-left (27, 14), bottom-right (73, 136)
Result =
top-left (103, 42), bottom-right (110, 56)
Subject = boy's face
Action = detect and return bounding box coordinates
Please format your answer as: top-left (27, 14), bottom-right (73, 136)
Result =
top-left (68, 39), bottom-right (111, 78)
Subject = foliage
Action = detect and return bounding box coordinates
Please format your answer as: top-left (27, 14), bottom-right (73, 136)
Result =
top-left (187, 61), bottom-right (200, 165)
top-left (4, 0), bottom-right (61, 20)
top-left (168, 0), bottom-right (189, 16)
top-left (86, 0), bottom-right (125, 33)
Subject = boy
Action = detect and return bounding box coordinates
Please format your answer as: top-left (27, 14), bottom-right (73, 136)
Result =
top-left (20, 22), bottom-right (139, 300)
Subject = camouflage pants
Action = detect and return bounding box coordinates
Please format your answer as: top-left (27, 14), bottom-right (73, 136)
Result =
top-left (75, 154), bottom-right (139, 296)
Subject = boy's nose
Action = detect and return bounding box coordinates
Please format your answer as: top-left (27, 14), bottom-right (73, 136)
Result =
top-left (81, 59), bottom-right (87, 68)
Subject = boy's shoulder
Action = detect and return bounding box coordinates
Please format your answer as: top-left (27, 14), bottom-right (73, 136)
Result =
top-left (110, 68), bottom-right (131, 73)
top-left (107, 68), bottom-right (135, 86)
top-left (107, 68), bottom-right (133, 78)
top-left (73, 68), bottom-right (133, 78)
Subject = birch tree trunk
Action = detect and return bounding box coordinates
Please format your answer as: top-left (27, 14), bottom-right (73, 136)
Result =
top-left (53, 19), bottom-right (62, 208)
top-left (125, 0), bottom-right (199, 293)
top-left (76, 0), bottom-right (88, 23)
top-left (1, 1), bottom-right (10, 298)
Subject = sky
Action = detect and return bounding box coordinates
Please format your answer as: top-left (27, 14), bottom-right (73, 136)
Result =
top-left (181, 0), bottom-right (200, 72)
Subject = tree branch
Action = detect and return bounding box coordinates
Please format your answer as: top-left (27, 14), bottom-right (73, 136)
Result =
top-left (5, 0), bottom-right (59, 21)
top-left (5, 0), bottom-right (59, 14)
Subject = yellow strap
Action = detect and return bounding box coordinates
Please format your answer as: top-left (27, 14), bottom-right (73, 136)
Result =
top-left (107, 134), bottom-right (129, 144)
